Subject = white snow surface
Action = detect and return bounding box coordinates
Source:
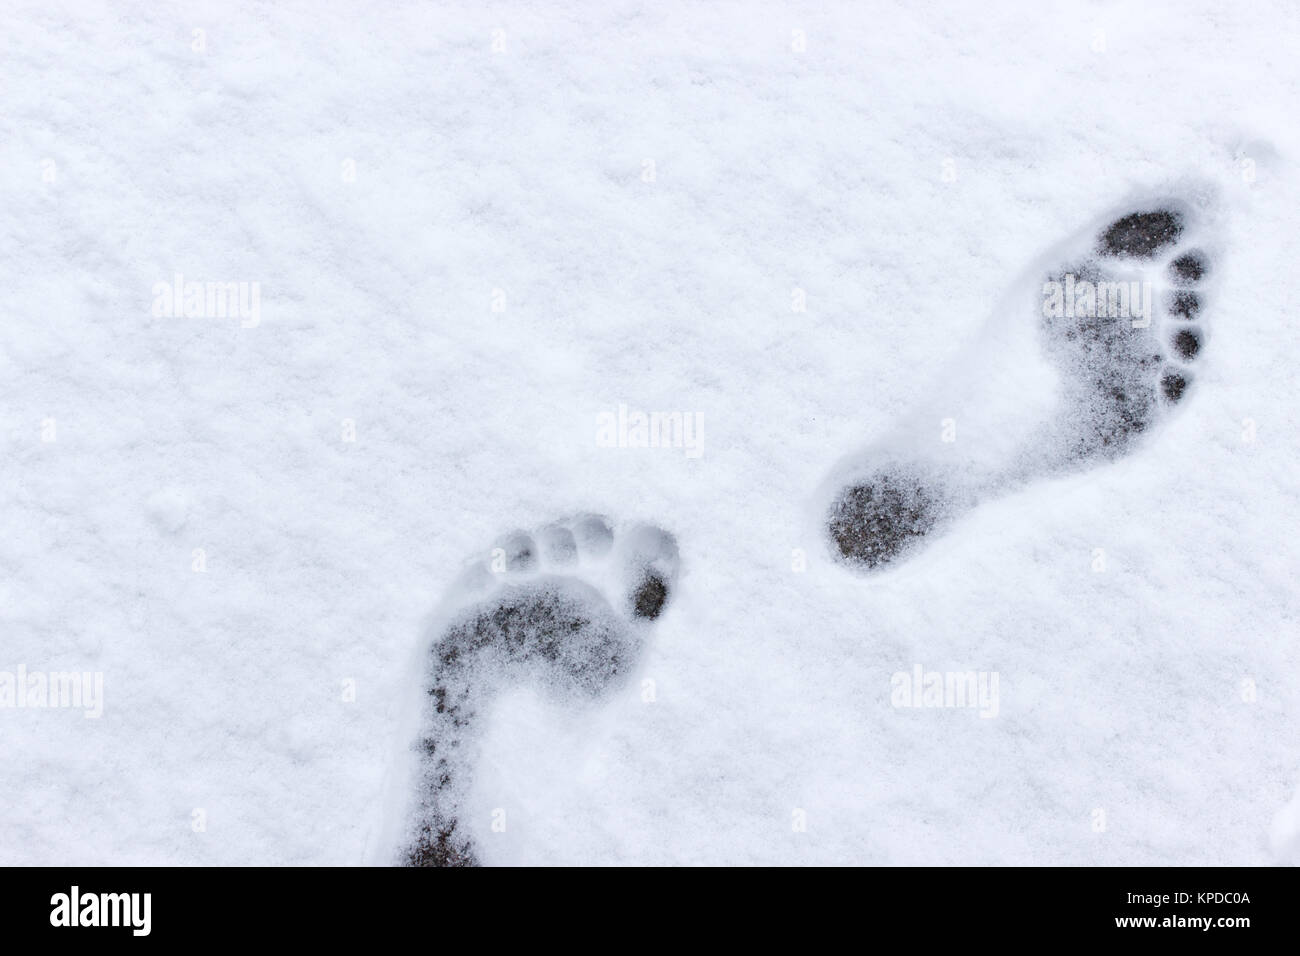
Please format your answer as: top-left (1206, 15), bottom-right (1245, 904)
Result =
top-left (2, 0), bottom-right (1299, 865)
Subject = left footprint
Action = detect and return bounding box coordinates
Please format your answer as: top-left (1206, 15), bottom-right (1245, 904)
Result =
top-left (399, 514), bottom-right (680, 866)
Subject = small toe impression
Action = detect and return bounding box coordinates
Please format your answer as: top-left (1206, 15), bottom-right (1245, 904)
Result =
top-left (452, 558), bottom-right (495, 597)
top-left (619, 524), bottom-right (680, 621)
top-left (1099, 210), bottom-right (1183, 259)
top-left (571, 514), bottom-right (614, 557)
top-left (1171, 328), bottom-right (1201, 361)
top-left (496, 531), bottom-right (538, 572)
top-left (1169, 251), bottom-right (1208, 284)
top-left (1167, 291), bottom-right (1200, 319)
top-left (1161, 369), bottom-right (1189, 402)
top-left (828, 473), bottom-right (939, 569)
top-left (537, 524), bottom-right (577, 565)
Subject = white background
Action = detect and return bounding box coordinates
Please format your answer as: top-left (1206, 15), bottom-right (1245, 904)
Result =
top-left (2, 0), bottom-right (1298, 864)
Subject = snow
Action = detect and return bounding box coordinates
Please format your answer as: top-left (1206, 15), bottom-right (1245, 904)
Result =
top-left (2, 0), bottom-right (1298, 865)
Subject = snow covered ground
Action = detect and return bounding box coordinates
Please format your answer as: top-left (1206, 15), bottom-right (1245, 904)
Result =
top-left (2, 0), bottom-right (1298, 865)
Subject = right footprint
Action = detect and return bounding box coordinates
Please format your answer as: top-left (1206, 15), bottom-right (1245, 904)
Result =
top-left (824, 188), bottom-right (1219, 570)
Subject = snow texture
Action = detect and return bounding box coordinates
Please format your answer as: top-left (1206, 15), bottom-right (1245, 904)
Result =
top-left (2, 0), bottom-right (1298, 865)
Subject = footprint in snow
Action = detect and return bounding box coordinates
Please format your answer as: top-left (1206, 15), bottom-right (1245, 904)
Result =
top-left (394, 514), bottom-right (679, 866)
top-left (822, 185), bottom-right (1220, 570)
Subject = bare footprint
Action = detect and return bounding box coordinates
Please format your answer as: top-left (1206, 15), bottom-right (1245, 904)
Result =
top-left (823, 186), bottom-right (1220, 570)
top-left (395, 514), bottom-right (679, 866)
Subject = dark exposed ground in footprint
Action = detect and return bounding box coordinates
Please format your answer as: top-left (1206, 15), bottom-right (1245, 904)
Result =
top-left (1167, 290), bottom-right (1201, 319)
top-left (403, 519), bottom-right (677, 866)
top-left (632, 572), bottom-right (669, 620)
top-left (1172, 328), bottom-right (1201, 360)
top-left (1169, 251), bottom-right (1207, 283)
top-left (1161, 370), bottom-right (1188, 402)
top-left (1098, 210), bottom-right (1183, 259)
top-left (827, 202), bottom-right (1212, 571)
top-left (828, 473), bottom-right (940, 568)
